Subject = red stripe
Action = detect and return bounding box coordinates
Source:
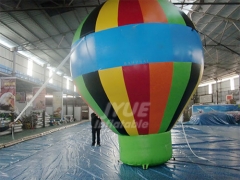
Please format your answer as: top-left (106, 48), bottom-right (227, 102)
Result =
top-left (122, 64), bottom-right (150, 135)
top-left (118, 0), bottom-right (143, 26)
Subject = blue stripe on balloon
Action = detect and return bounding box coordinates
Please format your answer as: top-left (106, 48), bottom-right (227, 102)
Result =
top-left (70, 23), bottom-right (203, 79)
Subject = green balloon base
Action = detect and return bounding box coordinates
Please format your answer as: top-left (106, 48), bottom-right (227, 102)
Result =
top-left (118, 131), bottom-right (172, 169)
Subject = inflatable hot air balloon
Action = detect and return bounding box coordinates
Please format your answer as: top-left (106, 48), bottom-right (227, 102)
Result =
top-left (70, 0), bottom-right (204, 169)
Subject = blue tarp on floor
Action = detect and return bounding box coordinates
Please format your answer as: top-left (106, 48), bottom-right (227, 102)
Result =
top-left (187, 112), bottom-right (239, 125)
top-left (0, 121), bottom-right (240, 179)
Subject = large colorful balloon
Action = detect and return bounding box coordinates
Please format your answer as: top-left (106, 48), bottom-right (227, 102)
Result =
top-left (70, 0), bottom-right (204, 169)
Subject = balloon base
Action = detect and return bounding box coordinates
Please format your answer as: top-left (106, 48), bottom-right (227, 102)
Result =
top-left (118, 131), bottom-right (172, 169)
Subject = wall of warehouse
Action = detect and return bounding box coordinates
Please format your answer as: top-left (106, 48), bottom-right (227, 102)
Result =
top-left (0, 44), bottom-right (73, 91)
top-left (196, 77), bottom-right (239, 105)
top-left (1, 44), bottom-right (240, 121)
top-left (0, 44), bottom-right (90, 120)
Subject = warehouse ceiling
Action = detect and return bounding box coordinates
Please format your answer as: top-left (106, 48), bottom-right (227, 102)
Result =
top-left (0, 0), bottom-right (240, 92)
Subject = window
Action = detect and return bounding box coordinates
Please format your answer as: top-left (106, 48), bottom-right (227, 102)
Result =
top-left (66, 78), bottom-right (69, 89)
top-left (230, 78), bottom-right (234, 90)
top-left (49, 69), bottom-right (53, 83)
top-left (27, 59), bottom-right (33, 76)
top-left (209, 84), bottom-right (212, 94)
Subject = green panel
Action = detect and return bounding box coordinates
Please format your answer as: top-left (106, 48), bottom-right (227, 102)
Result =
top-left (118, 131), bottom-right (172, 168)
top-left (158, 0), bottom-right (185, 25)
top-left (159, 62), bottom-right (191, 132)
top-left (72, 16), bottom-right (88, 44)
top-left (74, 76), bottom-right (119, 134)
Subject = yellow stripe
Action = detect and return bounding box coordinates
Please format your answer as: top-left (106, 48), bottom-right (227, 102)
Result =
top-left (95, 0), bottom-right (119, 32)
top-left (99, 67), bottom-right (138, 135)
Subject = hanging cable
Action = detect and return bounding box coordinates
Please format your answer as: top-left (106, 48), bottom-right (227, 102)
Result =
top-left (11, 123), bottom-right (14, 140)
top-left (180, 120), bottom-right (214, 162)
top-left (11, 39), bottom-right (82, 139)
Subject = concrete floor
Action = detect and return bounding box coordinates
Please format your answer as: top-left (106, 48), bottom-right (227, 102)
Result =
top-left (0, 121), bottom-right (240, 179)
top-left (0, 121), bottom-right (85, 147)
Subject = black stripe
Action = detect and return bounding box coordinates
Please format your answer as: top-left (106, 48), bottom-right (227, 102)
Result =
top-left (179, 10), bottom-right (196, 30)
top-left (83, 71), bottom-right (129, 135)
top-left (167, 63), bottom-right (201, 131)
top-left (80, 3), bottom-right (105, 38)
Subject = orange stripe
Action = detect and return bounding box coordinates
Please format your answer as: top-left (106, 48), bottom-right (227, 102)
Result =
top-left (149, 62), bottom-right (173, 134)
top-left (138, 0), bottom-right (167, 23)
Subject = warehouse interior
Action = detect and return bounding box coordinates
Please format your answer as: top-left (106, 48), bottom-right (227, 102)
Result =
top-left (0, 0), bottom-right (240, 179)
top-left (0, 0), bottom-right (240, 102)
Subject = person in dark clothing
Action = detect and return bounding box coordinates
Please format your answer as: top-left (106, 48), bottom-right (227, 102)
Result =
top-left (91, 112), bottom-right (101, 146)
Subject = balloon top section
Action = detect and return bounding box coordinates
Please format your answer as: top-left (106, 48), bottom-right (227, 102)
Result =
top-left (72, 0), bottom-right (195, 44)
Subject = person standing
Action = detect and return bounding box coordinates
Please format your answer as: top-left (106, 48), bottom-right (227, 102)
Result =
top-left (91, 112), bottom-right (101, 146)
